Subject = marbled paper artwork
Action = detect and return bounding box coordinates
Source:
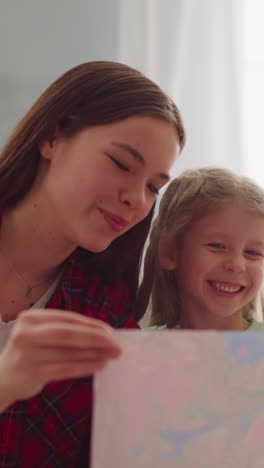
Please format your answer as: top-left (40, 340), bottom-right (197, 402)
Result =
top-left (92, 330), bottom-right (264, 468)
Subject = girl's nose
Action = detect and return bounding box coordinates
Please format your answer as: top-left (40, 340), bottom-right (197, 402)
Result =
top-left (120, 185), bottom-right (147, 210)
top-left (223, 254), bottom-right (246, 273)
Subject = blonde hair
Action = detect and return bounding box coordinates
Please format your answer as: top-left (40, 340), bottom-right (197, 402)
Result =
top-left (136, 167), bottom-right (264, 326)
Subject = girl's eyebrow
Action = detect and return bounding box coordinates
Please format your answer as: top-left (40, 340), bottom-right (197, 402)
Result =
top-left (111, 141), bottom-right (144, 165)
top-left (110, 141), bottom-right (170, 181)
top-left (203, 233), bottom-right (264, 248)
top-left (248, 240), bottom-right (264, 248)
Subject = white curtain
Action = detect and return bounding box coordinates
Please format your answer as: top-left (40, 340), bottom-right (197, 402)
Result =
top-left (0, 0), bottom-right (246, 180)
top-left (119, 0), bottom-right (244, 177)
top-left (241, 0), bottom-right (264, 186)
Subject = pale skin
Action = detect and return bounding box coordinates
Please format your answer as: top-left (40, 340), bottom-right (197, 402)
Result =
top-left (159, 202), bottom-right (264, 331)
top-left (0, 115), bottom-right (180, 411)
top-left (0, 311), bottom-right (121, 410)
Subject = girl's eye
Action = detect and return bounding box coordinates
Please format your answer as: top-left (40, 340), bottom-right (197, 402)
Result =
top-left (108, 155), bottom-right (129, 172)
top-left (245, 249), bottom-right (263, 258)
top-left (107, 154), bottom-right (159, 194)
top-left (207, 243), bottom-right (225, 250)
top-left (148, 184), bottom-right (159, 195)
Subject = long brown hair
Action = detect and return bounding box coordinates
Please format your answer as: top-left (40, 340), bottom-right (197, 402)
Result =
top-left (0, 61), bottom-right (186, 298)
top-left (137, 167), bottom-right (264, 324)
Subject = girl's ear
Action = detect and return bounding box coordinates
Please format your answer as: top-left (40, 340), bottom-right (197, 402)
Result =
top-left (39, 139), bottom-right (53, 160)
top-left (158, 235), bottom-right (178, 270)
top-left (38, 127), bottom-right (60, 160)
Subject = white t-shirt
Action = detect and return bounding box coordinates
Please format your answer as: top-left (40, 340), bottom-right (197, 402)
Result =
top-left (0, 275), bottom-right (61, 351)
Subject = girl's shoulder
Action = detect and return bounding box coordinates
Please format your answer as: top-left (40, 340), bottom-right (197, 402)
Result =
top-left (146, 324), bottom-right (168, 330)
top-left (247, 320), bottom-right (264, 332)
top-left (146, 321), bottom-right (264, 332)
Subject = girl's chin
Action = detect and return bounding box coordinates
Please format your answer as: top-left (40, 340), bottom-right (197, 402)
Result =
top-left (81, 240), bottom-right (113, 253)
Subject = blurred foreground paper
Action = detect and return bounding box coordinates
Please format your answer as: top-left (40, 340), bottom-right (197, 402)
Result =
top-left (92, 330), bottom-right (264, 468)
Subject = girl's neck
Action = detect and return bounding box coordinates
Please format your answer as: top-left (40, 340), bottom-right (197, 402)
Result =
top-left (1, 198), bottom-right (76, 283)
top-left (178, 310), bottom-right (250, 331)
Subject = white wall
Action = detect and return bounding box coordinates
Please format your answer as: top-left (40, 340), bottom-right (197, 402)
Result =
top-left (1, 0), bottom-right (246, 182)
top-left (0, 0), bottom-right (121, 143)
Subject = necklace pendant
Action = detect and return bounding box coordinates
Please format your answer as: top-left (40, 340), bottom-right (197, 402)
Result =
top-left (26, 286), bottom-right (33, 297)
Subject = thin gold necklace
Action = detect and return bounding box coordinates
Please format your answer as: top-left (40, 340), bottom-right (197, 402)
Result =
top-left (0, 248), bottom-right (54, 298)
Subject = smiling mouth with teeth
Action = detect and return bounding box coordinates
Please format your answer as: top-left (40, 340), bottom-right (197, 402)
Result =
top-left (208, 280), bottom-right (245, 294)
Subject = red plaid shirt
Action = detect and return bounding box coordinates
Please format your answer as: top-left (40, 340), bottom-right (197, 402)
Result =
top-left (0, 248), bottom-right (138, 467)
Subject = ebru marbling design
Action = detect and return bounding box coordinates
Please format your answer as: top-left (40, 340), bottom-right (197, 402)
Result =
top-left (92, 330), bottom-right (264, 468)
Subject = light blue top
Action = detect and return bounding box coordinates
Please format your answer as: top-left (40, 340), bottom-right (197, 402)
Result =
top-left (247, 320), bottom-right (264, 331)
top-left (149, 320), bottom-right (264, 331)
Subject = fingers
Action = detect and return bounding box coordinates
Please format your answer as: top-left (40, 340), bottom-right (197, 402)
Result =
top-left (12, 308), bottom-right (121, 354)
top-left (12, 321), bottom-right (121, 354)
top-left (19, 308), bottom-right (113, 332)
top-left (21, 346), bottom-right (120, 365)
top-left (0, 308), bottom-right (121, 404)
top-left (1, 308), bottom-right (121, 401)
top-left (40, 359), bottom-right (108, 382)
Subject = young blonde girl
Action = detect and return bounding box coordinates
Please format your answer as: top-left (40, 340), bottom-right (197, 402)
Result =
top-left (137, 167), bottom-right (264, 331)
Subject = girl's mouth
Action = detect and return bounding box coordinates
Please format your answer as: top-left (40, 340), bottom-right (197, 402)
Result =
top-left (208, 280), bottom-right (245, 294)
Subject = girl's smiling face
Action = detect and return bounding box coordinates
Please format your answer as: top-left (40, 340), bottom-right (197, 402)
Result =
top-left (160, 202), bottom-right (264, 329)
top-left (37, 115), bottom-right (180, 253)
